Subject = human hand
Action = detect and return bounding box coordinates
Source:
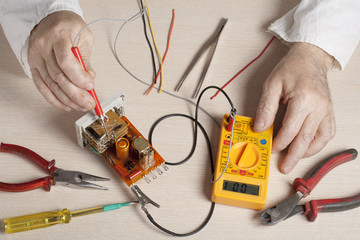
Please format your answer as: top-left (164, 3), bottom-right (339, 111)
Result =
top-left (28, 10), bottom-right (95, 112)
top-left (253, 42), bottom-right (336, 174)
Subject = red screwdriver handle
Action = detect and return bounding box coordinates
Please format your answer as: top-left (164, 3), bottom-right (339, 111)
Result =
top-left (304, 193), bottom-right (360, 222)
top-left (293, 149), bottom-right (358, 197)
top-left (71, 46), bottom-right (103, 117)
top-left (0, 177), bottom-right (55, 192)
top-left (0, 143), bottom-right (57, 173)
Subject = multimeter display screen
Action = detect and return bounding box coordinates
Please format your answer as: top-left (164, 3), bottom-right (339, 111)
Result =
top-left (222, 180), bottom-right (259, 196)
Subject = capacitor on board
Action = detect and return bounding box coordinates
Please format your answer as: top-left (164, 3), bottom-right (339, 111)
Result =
top-left (116, 138), bottom-right (130, 160)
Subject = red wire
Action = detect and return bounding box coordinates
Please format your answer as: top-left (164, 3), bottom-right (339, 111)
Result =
top-left (210, 36), bottom-right (275, 100)
top-left (146, 82), bottom-right (156, 95)
top-left (146, 9), bottom-right (176, 95)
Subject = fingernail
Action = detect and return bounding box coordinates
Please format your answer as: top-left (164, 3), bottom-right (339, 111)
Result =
top-left (88, 69), bottom-right (96, 79)
top-left (86, 83), bottom-right (94, 90)
top-left (282, 166), bottom-right (292, 174)
top-left (84, 102), bottom-right (94, 110)
top-left (254, 119), bottom-right (265, 131)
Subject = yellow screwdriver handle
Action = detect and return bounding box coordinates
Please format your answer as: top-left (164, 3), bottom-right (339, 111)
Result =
top-left (5, 208), bottom-right (71, 233)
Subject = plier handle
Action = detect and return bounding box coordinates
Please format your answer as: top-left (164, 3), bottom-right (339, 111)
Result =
top-left (260, 148), bottom-right (359, 225)
top-left (286, 193), bottom-right (360, 222)
top-left (0, 143), bottom-right (109, 192)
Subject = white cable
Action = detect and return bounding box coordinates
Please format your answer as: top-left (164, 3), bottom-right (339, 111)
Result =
top-left (212, 112), bottom-right (235, 183)
top-left (72, 7), bottom-right (220, 126)
top-left (72, 8), bottom-right (146, 47)
top-left (111, 9), bottom-right (219, 126)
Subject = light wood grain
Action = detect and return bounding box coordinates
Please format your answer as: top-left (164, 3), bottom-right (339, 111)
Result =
top-left (0, 1), bottom-right (359, 239)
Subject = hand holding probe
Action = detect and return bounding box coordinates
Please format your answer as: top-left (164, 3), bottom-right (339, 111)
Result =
top-left (4, 201), bottom-right (138, 233)
top-left (71, 46), bottom-right (110, 138)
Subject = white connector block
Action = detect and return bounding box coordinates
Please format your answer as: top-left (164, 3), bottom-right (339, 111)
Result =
top-left (75, 91), bottom-right (125, 148)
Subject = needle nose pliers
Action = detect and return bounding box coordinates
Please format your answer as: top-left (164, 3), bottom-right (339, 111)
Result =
top-left (260, 149), bottom-right (360, 225)
top-left (0, 142), bottom-right (109, 192)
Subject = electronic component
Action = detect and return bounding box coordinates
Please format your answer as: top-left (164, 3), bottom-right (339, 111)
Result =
top-left (116, 138), bottom-right (130, 160)
top-left (75, 92), bottom-right (167, 186)
top-left (211, 114), bottom-right (273, 210)
top-left (76, 92), bottom-right (125, 150)
top-left (103, 116), bottom-right (166, 186)
top-left (132, 137), bottom-right (155, 171)
top-left (84, 110), bottom-right (128, 153)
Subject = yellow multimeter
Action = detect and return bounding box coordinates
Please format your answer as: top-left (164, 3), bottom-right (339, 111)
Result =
top-left (211, 114), bottom-right (273, 210)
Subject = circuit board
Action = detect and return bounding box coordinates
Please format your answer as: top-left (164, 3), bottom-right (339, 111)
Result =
top-left (103, 116), bottom-right (167, 186)
top-left (75, 92), bottom-right (167, 186)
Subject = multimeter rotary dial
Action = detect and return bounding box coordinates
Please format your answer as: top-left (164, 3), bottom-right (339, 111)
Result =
top-left (230, 142), bottom-right (260, 171)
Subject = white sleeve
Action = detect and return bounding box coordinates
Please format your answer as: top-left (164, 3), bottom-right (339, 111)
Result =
top-left (0, 0), bottom-right (83, 77)
top-left (268, 0), bottom-right (360, 70)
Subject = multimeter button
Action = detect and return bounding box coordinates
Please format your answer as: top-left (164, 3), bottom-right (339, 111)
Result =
top-left (230, 142), bottom-right (260, 170)
top-left (260, 139), bottom-right (267, 145)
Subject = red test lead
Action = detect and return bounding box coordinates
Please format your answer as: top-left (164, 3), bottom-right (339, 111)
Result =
top-left (71, 46), bottom-right (110, 138)
top-left (225, 109), bottom-right (236, 132)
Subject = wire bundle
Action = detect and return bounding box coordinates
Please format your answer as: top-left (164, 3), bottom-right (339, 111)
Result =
top-left (139, 0), bottom-right (175, 95)
top-left (146, 9), bottom-right (175, 95)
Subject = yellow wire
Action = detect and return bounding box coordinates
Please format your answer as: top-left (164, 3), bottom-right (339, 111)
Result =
top-left (144, 0), bottom-right (164, 92)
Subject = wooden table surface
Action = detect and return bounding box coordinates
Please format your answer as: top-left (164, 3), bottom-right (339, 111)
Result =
top-left (0, 1), bottom-right (359, 239)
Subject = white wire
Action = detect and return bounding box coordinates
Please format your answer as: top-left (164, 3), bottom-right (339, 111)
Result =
top-left (111, 9), bottom-right (220, 126)
top-left (212, 113), bottom-right (235, 183)
top-left (72, 7), bottom-right (220, 126)
top-left (72, 9), bottom-right (146, 48)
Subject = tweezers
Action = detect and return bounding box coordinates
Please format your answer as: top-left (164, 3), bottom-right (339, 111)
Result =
top-left (175, 18), bottom-right (228, 98)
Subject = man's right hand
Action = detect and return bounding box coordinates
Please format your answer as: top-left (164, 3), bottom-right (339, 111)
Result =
top-left (253, 42), bottom-right (336, 174)
top-left (28, 10), bottom-right (95, 112)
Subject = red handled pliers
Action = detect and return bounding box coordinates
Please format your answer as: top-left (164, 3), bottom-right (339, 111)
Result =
top-left (260, 149), bottom-right (360, 225)
top-left (0, 143), bottom-right (109, 192)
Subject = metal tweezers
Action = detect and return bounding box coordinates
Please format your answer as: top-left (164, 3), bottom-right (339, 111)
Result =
top-left (175, 18), bottom-right (228, 98)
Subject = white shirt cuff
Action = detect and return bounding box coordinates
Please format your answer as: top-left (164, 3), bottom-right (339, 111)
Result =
top-left (267, 0), bottom-right (360, 70)
top-left (0, 0), bottom-right (83, 78)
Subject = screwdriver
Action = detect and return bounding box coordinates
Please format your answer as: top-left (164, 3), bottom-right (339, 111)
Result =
top-left (4, 201), bottom-right (138, 233)
top-left (71, 46), bottom-right (110, 138)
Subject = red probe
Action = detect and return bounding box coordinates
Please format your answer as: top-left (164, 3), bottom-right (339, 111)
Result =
top-left (71, 47), bottom-right (109, 136)
top-left (71, 47), bottom-right (103, 116)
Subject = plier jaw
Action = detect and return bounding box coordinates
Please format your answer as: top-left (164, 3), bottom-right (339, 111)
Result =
top-left (53, 169), bottom-right (110, 190)
top-left (260, 191), bottom-right (304, 225)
